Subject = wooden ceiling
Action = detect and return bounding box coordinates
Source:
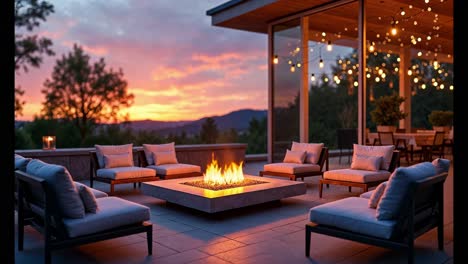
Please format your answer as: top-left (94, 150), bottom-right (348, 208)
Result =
top-left (208, 0), bottom-right (453, 61)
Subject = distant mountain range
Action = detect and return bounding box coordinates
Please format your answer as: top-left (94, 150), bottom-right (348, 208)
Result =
top-left (125, 109), bottom-right (267, 136)
top-left (14, 109), bottom-right (268, 136)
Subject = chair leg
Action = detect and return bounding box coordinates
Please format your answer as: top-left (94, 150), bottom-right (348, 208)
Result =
top-left (110, 183), bottom-right (114, 194)
top-left (305, 226), bottom-right (311, 257)
top-left (348, 186), bottom-right (352, 192)
top-left (147, 227), bottom-right (153, 255)
top-left (18, 212), bottom-right (24, 251)
top-left (319, 181), bottom-right (323, 198)
top-left (133, 183), bottom-right (137, 188)
top-left (407, 240), bottom-right (414, 264)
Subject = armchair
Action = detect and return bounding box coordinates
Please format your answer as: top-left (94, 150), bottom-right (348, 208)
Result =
top-left (17, 159), bottom-right (153, 264)
top-left (259, 142), bottom-right (328, 181)
top-left (306, 159), bottom-right (449, 264)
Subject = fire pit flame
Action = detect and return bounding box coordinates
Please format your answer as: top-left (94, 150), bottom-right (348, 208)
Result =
top-left (203, 156), bottom-right (244, 186)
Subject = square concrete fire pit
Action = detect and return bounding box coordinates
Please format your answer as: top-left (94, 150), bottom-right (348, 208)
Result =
top-left (141, 175), bottom-right (307, 213)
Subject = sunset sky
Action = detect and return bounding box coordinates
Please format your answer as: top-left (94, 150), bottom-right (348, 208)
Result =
top-left (15, 0), bottom-right (268, 121)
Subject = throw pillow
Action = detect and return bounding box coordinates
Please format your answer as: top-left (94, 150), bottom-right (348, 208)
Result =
top-left (291, 142), bottom-right (324, 164)
top-left (352, 144), bottom-right (394, 171)
top-left (15, 154), bottom-right (31, 172)
top-left (103, 153), bottom-right (133, 168)
top-left (153, 151), bottom-right (179, 165)
top-left (368, 181), bottom-right (387, 208)
top-left (283, 149), bottom-right (306, 164)
top-left (351, 155), bottom-right (382, 171)
top-left (78, 185), bottom-right (99, 213)
top-left (376, 162), bottom-right (436, 220)
top-left (26, 159), bottom-right (85, 219)
top-left (95, 144), bottom-right (133, 168)
top-left (432, 158), bottom-right (450, 174)
top-left (143, 142), bottom-right (175, 165)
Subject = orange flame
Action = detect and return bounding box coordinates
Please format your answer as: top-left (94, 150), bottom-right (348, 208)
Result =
top-left (203, 154), bottom-right (244, 186)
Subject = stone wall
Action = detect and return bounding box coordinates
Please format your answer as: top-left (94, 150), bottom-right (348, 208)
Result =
top-left (16, 143), bottom-right (247, 181)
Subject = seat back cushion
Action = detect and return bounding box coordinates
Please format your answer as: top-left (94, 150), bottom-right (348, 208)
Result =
top-left (78, 185), bottom-right (99, 213)
top-left (376, 162), bottom-right (436, 220)
top-left (153, 150), bottom-right (179, 165)
top-left (368, 181), bottom-right (387, 208)
top-left (95, 144), bottom-right (133, 168)
top-left (352, 144), bottom-right (395, 171)
top-left (26, 159), bottom-right (85, 219)
top-left (291, 142), bottom-right (324, 164)
top-left (432, 158), bottom-right (450, 174)
top-left (351, 155), bottom-right (382, 171)
top-left (15, 154), bottom-right (31, 172)
top-left (283, 149), bottom-right (306, 164)
top-left (103, 153), bottom-right (133, 168)
top-left (143, 142), bottom-right (175, 165)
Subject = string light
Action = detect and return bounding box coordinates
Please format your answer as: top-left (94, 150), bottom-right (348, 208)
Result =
top-left (433, 58), bottom-right (439, 69)
top-left (310, 73), bottom-right (316, 82)
top-left (290, 64), bottom-right (295, 72)
top-left (319, 58), bottom-right (324, 68)
top-left (273, 55), bottom-right (279, 64)
top-left (407, 68), bottom-right (413, 76)
top-left (390, 18), bottom-right (398, 36)
top-left (327, 40), bottom-right (332, 51)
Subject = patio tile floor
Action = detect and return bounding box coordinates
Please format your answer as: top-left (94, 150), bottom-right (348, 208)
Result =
top-left (15, 156), bottom-right (453, 263)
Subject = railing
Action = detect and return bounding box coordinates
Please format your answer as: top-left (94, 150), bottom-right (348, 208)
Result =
top-left (16, 143), bottom-right (247, 181)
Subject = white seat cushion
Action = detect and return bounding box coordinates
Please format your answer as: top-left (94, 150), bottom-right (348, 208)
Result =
top-left (147, 163), bottom-right (201, 175)
top-left (309, 197), bottom-right (397, 239)
top-left (63, 197), bottom-right (150, 238)
top-left (96, 167), bottom-right (156, 180)
top-left (323, 169), bottom-right (391, 183)
top-left (263, 163), bottom-right (321, 174)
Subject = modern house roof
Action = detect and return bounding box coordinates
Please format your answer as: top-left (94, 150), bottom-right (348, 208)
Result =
top-left (207, 0), bottom-right (453, 62)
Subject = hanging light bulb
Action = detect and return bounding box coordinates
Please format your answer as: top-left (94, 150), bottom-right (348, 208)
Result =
top-left (273, 55), bottom-right (279, 64)
top-left (310, 73), bottom-right (316, 82)
top-left (288, 60), bottom-right (292, 65)
top-left (433, 58), bottom-right (439, 69)
top-left (400, 8), bottom-right (405, 16)
top-left (290, 64), bottom-right (296, 72)
top-left (369, 44), bottom-right (375, 52)
top-left (390, 19), bottom-right (397, 36)
top-left (297, 62), bottom-right (301, 68)
top-left (407, 68), bottom-right (413, 76)
top-left (327, 40), bottom-right (332, 51)
top-left (319, 58), bottom-right (324, 68)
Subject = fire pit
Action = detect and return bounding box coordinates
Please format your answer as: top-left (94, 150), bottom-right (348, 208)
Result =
top-left (141, 156), bottom-right (307, 213)
top-left (181, 156), bottom-right (268, 190)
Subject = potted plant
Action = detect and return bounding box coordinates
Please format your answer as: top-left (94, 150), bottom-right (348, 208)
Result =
top-left (428, 110), bottom-right (453, 132)
top-left (370, 94), bottom-right (408, 132)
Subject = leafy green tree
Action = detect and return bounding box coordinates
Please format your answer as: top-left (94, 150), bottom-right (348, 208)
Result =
top-left (240, 117), bottom-right (266, 154)
top-left (217, 128), bottom-right (238, 143)
top-left (15, 127), bottom-right (35, 149)
top-left (83, 124), bottom-right (135, 146)
top-left (200, 118), bottom-right (218, 144)
top-left (15, 0), bottom-right (55, 116)
top-left (41, 44), bottom-right (134, 145)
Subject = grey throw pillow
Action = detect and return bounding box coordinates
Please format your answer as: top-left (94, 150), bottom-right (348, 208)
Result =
top-left (432, 158), bottom-right (450, 174)
top-left (15, 154), bottom-right (31, 172)
top-left (26, 159), bottom-right (85, 219)
top-left (376, 162), bottom-right (436, 220)
top-left (78, 185), bottom-right (99, 213)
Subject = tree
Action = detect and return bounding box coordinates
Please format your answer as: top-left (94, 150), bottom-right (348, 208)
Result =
top-left (15, 0), bottom-right (55, 116)
top-left (200, 118), bottom-right (219, 144)
top-left (41, 44), bottom-right (134, 144)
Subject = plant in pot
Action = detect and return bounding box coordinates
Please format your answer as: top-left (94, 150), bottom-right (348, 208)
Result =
top-left (370, 94), bottom-right (408, 132)
top-left (428, 110), bottom-right (453, 132)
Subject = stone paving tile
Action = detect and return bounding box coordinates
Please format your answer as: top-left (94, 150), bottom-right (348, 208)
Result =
top-left (152, 249), bottom-right (209, 264)
top-left (189, 255), bottom-right (233, 264)
top-left (78, 234), bottom-right (146, 254)
top-left (234, 229), bottom-right (289, 245)
top-left (198, 240), bottom-right (246, 255)
top-left (155, 229), bottom-right (231, 252)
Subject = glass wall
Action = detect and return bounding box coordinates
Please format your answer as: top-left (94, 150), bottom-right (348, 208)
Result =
top-left (306, 2), bottom-right (359, 150)
top-left (271, 19), bottom-right (301, 161)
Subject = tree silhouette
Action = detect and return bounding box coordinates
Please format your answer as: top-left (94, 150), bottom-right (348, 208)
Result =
top-left (41, 44), bottom-right (134, 144)
top-left (200, 117), bottom-right (219, 144)
top-left (15, 0), bottom-right (55, 116)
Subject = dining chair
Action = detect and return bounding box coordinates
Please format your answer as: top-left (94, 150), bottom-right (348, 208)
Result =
top-left (421, 131), bottom-right (446, 161)
top-left (376, 131), bottom-right (410, 165)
